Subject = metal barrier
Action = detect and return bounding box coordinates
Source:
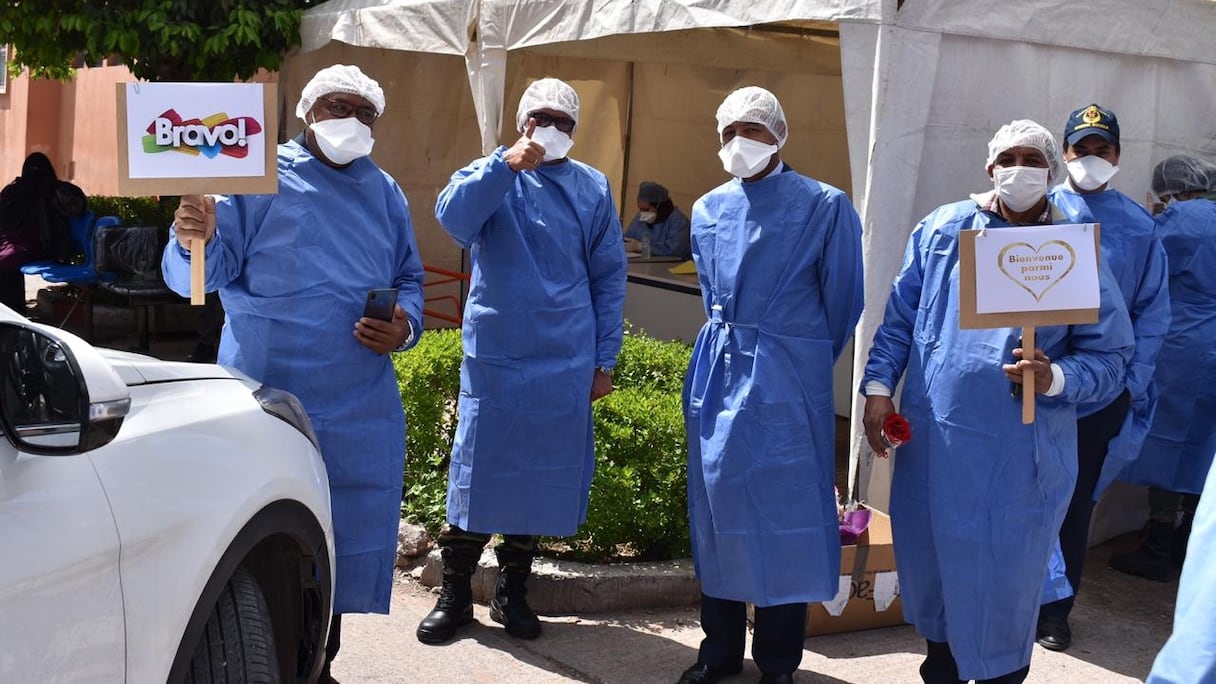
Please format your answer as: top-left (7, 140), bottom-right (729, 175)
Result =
top-left (423, 264), bottom-right (468, 325)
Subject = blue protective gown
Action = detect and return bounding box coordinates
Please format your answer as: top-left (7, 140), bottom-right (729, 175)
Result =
top-left (1123, 197), bottom-right (1216, 494)
top-left (683, 166), bottom-right (863, 607)
top-left (162, 140), bottom-right (425, 614)
top-left (862, 199), bottom-right (1133, 680)
top-left (435, 148), bottom-right (627, 536)
top-left (1048, 185), bottom-right (1171, 497)
top-left (1146, 453), bottom-right (1216, 684)
top-left (624, 207), bottom-right (692, 260)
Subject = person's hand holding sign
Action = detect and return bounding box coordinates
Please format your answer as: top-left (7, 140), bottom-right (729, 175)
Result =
top-left (1003, 345), bottom-right (1053, 395)
top-left (174, 195), bottom-right (214, 305)
top-left (504, 118), bottom-right (546, 172)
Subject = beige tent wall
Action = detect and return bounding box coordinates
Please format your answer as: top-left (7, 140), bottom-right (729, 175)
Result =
top-left (282, 42), bottom-right (481, 327)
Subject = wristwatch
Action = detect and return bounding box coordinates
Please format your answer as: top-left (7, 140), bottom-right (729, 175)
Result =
top-left (595, 366), bottom-right (614, 377)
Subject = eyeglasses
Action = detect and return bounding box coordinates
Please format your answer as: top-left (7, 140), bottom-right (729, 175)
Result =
top-left (528, 110), bottom-right (576, 134)
top-left (318, 95), bottom-right (378, 126)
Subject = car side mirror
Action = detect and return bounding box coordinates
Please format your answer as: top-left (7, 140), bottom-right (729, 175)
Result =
top-left (0, 321), bottom-right (131, 454)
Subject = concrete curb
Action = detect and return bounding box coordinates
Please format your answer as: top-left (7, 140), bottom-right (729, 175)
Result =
top-left (415, 548), bottom-right (701, 615)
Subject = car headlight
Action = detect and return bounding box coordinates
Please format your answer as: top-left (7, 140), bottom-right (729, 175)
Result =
top-left (254, 386), bottom-right (320, 451)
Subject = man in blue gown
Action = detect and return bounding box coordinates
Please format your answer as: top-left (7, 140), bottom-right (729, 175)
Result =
top-left (1036, 104), bottom-right (1170, 651)
top-left (624, 181), bottom-right (692, 260)
top-left (678, 86), bottom-right (864, 684)
top-left (163, 64), bottom-right (425, 682)
top-left (861, 120), bottom-right (1134, 684)
top-left (1112, 154), bottom-right (1216, 581)
top-left (1146, 450), bottom-right (1216, 684)
top-left (416, 78), bottom-right (628, 647)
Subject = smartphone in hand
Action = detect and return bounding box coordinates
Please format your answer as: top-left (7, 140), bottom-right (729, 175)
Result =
top-left (363, 288), bottom-right (398, 322)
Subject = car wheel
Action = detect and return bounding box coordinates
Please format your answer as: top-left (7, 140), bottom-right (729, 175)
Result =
top-left (186, 565), bottom-right (281, 684)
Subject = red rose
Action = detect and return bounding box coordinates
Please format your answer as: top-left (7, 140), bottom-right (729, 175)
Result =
top-left (882, 413), bottom-right (912, 448)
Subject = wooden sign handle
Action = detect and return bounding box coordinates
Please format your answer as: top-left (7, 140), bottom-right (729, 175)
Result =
top-left (191, 238), bottom-right (205, 306)
top-left (1022, 325), bottom-right (1035, 424)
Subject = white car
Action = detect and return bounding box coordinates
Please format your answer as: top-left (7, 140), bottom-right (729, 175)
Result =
top-left (0, 309), bottom-right (334, 683)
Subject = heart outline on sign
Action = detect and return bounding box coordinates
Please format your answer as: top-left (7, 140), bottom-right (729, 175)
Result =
top-left (996, 240), bottom-right (1077, 302)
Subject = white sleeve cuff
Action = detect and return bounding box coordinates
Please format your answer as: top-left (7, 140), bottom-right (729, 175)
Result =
top-left (864, 381), bottom-right (893, 397)
top-left (1045, 362), bottom-right (1065, 397)
top-left (393, 320), bottom-right (415, 353)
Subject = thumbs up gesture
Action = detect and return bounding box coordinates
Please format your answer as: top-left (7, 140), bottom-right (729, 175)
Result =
top-left (174, 195), bottom-right (217, 251)
top-left (504, 118), bottom-right (547, 172)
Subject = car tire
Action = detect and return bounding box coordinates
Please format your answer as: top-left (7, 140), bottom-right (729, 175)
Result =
top-left (186, 565), bottom-right (281, 684)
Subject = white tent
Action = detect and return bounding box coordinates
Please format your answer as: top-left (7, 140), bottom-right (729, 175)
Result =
top-left (297, 0), bottom-right (1216, 516)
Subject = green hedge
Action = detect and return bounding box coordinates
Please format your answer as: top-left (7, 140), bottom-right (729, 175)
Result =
top-left (395, 326), bottom-right (693, 562)
top-left (88, 195), bottom-right (178, 228)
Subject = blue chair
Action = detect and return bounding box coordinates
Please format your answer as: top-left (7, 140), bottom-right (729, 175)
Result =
top-left (20, 212), bottom-right (121, 340)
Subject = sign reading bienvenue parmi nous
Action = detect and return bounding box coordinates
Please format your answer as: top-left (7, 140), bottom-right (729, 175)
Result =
top-left (959, 223), bottom-right (1101, 329)
top-left (116, 82), bottom-right (278, 196)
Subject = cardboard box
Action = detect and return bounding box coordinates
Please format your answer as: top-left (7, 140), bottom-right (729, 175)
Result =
top-left (806, 507), bottom-right (905, 636)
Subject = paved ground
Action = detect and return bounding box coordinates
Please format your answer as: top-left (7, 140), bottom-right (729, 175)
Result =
top-left (330, 540), bottom-right (1176, 684)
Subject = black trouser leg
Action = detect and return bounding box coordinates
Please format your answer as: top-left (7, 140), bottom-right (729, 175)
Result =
top-left (325, 614), bottom-right (342, 664)
top-left (696, 594), bottom-right (747, 669)
top-left (1049, 390), bottom-right (1129, 614)
top-left (919, 640), bottom-right (963, 684)
top-left (751, 602), bottom-right (807, 675)
top-left (494, 534), bottom-right (537, 569)
top-left (0, 270), bottom-right (27, 313)
top-left (977, 664), bottom-right (1030, 683)
top-left (438, 525), bottom-right (492, 557)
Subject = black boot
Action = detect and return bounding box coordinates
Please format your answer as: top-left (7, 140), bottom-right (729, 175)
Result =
top-left (490, 546), bottom-right (542, 639)
top-left (416, 548), bottom-right (477, 644)
top-left (1110, 520), bottom-right (1174, 582)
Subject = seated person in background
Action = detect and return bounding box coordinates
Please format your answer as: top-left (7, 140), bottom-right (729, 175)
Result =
top-left (0, 153), bottom-right (87, 313)
top-left (624, 181), bottom-right (691, 260)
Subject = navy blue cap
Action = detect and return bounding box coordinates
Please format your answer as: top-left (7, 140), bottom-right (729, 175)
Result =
top-left (1064, 104), bottom-right (1119, 147)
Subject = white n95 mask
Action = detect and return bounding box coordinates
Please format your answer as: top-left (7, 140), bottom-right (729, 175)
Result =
top-left (1067, 156), bottom-right (1119, 191)
top-left (530, 125), bottom-right (574, 162)
top-left (994, 166), bottom-right (1050, 212)
top-left (638, 211), bottom-right (658, 224)
top-left (310, 117), bottom-right (375, 165)
top-left (719, 136), bottom-right (778, 178)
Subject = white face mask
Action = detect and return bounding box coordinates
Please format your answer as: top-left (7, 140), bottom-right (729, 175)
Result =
top-left (994, 166), bottom-right (1050, 212)
top-left (719, 136), bottom-right (779, 178)
top-left (530, 125), bottom-right (574, 161)
top-left (1066, 155), bottom-right (1119, 191)
top-left (638, 211), bottom-right (658, 224)
top-left (309, 116), bottom-right (374, 165)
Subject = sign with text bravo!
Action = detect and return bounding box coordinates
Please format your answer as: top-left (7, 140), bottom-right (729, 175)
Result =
top-left (117, 82), bottom-right (278, 196)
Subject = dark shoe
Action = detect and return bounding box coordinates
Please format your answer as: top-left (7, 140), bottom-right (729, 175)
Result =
top-left (759, 674), bottom-right (794, 684)
top-left (317, 661), bottom-right (340, 683)
top-left (1110, 521), bottom-right (1174, 582)
top-left (489, 569), bottom-right (542, 639)
top-left (1035, 613), bottom-right (1071, 651)
top-left (416, 550), bottom-right (476, 645)
top-left (676, 662), bottom-right (744, 684)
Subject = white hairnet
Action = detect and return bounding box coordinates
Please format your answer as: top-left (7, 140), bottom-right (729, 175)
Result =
top-left (296, 64), bottom-right (386, 120)
top-left (985, 119), bottom-right (1062, 183)
top-left (515, 78), bottom-right (580, 132)
top-left (1152, 154), bottom-right (1216, 195)
top-left (715, 86), bottom-right (788, 148)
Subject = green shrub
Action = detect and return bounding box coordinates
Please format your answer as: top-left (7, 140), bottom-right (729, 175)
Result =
top-left (395, 326), bottom-right (693, 562)
top-left (394, 328), bottom-right (463, 533)
top-left (88, 195), bottom-right (178, 228)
